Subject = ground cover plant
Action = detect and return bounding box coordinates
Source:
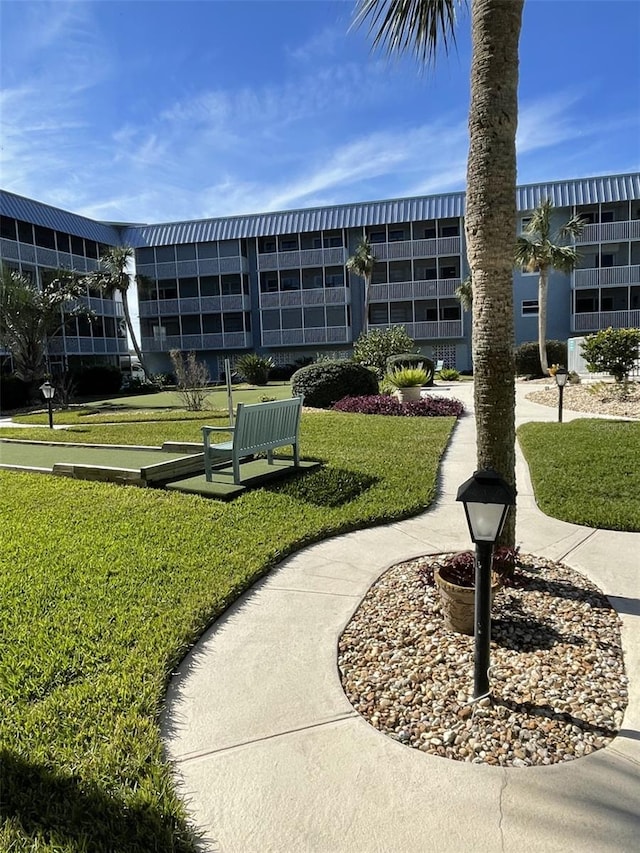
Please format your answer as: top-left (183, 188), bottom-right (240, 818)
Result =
top-left (517, 419), bottom-right (640, 531)
top-left (333, 394), bottom-right (464, 417)
top-left (0, 410), bottom-right (456, 851)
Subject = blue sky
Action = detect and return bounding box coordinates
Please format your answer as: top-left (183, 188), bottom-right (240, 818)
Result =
top-left (1, 0), bottom-right (639, 225)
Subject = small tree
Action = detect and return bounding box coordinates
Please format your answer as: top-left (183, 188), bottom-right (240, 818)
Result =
top-left (346, 235), bottom-right (377, 334)
top-left (455, 275), bottom-right (473, 313)
top-left (170, 350), bottom-right (210, 410)
top-left (352, 325), bottom-right (417, 379)
top-left (581, 328), bottom-right (640, 382)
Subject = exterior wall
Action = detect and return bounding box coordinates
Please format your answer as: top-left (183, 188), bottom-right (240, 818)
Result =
top-left (0, 191), bottom-right (127, 370)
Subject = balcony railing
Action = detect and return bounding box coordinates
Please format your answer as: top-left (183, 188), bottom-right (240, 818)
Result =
top-left (141, 332), bottom-right (252, 351)
top-left (370, 236), bottom-right (461, 261)
top-left (260, 327), bottom-right (352, 347)
top-left (48, 336), bottom-right (128, 355)
top-left (574, 265), bottom-right (640, 288)
top-left (259, 286), bottom-right (350, 308)
top-left (369, 278), bottom-right (460, 302)
top-left (575, 220), bottom-right (640, 244)
top-left (369, 320), bottom-right (463, 340)
top-left (139, 294), bottom-right (250, 317)
top-left (572, 310), bottom-right (640, 333)
top-left (257, 247), bottom-right (347, 270)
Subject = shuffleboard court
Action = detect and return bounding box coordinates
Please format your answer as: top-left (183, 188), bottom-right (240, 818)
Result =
top-left (0, 440), bottom-right (190, 470)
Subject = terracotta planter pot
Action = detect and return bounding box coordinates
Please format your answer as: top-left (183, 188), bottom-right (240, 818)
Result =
top-left (394, 386), bottom-right (423, 403)
top-left (433, 565), bottom-right (501, 635)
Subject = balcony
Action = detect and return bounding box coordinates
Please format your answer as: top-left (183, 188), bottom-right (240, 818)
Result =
top-left (48, 336), bottom-right (128, 355)
top-left (369, 278), bottom-right (459, 302)
top-left (575, 220), bottom-right (640, 244)
top-left (257, 247), bottom-right (347, 270)
top-left (259, 286), bottom-right (350, 309)
top-left (141, 331), bottom-right (252, 351)
top-left (572, 309), bottom-right (640, 333)
top-left (369, 320), bottom-right (463, 340)
top-left (573, 265), bottom-right (640, 288)
top-left (261, 327), bottom-right (352, 347)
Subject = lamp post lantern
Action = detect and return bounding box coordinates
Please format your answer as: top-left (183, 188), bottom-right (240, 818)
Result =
top-left (555, 366), bottom-right (568, 423)
top-left (456, 469), bottom-right (516, 700)
top-left (39, 381), bottom-right (55, 429)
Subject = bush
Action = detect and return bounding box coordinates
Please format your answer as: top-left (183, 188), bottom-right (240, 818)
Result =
top-left (515, 340), bottom-right (567, 377)
top-left (439, 368), bottom-right (461, 381)
top-left (291, 361), bottom-right (378, 408)
top-left (235, 353), bottom-right (274, 385)
top-left (0, 374), bottom-right (30, 410)
top-left (353, 326), bottom-right (417, 379)
top-left (332, 394), bottom-right (464, 417)
top-left (581, 327), bottom-right (640, 382)
top-left (72, 364), bottom-right (123, 397)
top-left (386, 352), bottom-right (434, 383)
top-left (170, 350), bottom-right (210, 411)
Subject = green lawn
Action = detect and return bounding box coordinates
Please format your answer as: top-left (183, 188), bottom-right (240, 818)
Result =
top-left (0, 410), bottom-right (456, 852)
top-left (518, 419), bottom-right (640, 531)
top-left (12, 382), bottom-right (295, 423)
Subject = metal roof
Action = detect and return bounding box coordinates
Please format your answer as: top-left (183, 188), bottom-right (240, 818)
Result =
top-left (0, 190), bottom-right (122, 244)
top-left (516, 173), bottom-right (640, 212)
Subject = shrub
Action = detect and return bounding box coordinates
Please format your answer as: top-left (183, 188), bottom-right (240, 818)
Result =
top-left (170, 350), bottom-right (210, 411)
top-left (0, 373), bottom-right (30, 410)
top-left (439, 367), bottom-right (461, 381)
top-left (515, 340), bottom-right (567, 377)
top-left (353, 326), bottom-right (417, 379)
top-left (72, 364), bottom-right (123, 397)
top-left (386, 352), bottom-right (434, 383)
top-left (581, 327), bottom-right (640, 382)
top-left (332, 394), bottom-right (464, 417)
top-left (235, 353), bottom-right (274, 385)
top-left (385, 366), bottom-right (427, 388)
top-left (291, 361), bottom-right (378, 408)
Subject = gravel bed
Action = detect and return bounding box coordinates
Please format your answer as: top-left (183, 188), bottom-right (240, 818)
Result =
top-left (338, 553), bottom-right (628, 767)
top-left (525, 381), bottom-right (640, 419)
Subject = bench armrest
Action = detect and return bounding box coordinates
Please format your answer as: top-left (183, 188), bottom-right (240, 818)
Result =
top-left (203, 425), bottom-right (235, 433)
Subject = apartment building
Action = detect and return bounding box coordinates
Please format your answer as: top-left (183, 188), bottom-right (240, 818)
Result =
top-left (0, 191), bottom-right (128, 372)
top-left (2, 173), bottom-right (639, 378)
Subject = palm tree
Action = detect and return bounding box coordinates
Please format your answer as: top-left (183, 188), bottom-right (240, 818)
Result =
top-left (86, 245), bottom-right (150, 380)
top-left (455, 274), bottom-right (473, 313)
top-left (514, 199), bottom-right (585, 375)
top-left (355, 0), bottom-right (524, 544)
top-left (0, 266), bottom-right (91, 390)
top-left (346, 235), bottom-right (377, 334)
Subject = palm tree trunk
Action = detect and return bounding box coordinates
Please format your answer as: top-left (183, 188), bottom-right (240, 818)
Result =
top-left (466, 0), bottom-right (524, 546)
top-left (120, 291), bottom-right (151, 381)
top-left (537, 268), bottom-right (549, 375)
top-left (363, 274), bottom-right (371, 335)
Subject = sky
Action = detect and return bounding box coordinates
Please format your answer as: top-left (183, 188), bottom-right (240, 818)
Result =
top-left (1, 0), bottom-right (639, 226)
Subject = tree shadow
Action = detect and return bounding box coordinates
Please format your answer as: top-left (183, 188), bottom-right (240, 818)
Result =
top-left (0, 749), bottom-right (198, 852)
top-left (267, 465), bottom-right (378, 507)
top-left (491, 697), bottom-right (618, 740)
top-left (492, 614), bottom-right (586, 651)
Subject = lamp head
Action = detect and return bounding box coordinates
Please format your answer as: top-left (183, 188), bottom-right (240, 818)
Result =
top-left (39, 380), bottom-right (55, 400)
top-left (456, 468), bottom-right (516, 544)
top-left (555, 367), bottom-right (569, 388)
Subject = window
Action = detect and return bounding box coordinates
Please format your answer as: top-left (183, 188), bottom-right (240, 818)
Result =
top-left (439, 300), bottom-right (461, 321)
top-left (520, 217), bottom-right (531, 233)
top-left (200, 275), bottom-right (220, 296)
top-left (325, 267), bottom-right (344, 288)
top-left (197, 242), bottom-right (218, 259)
top-left (202, 314), bottom-right (222, 333)
top-left (155, 245), bottom-right (175, 263)
top-left (325, 234), bottom-right (343, 248)
top-left (55, 232), bottom-right (71, 254)
top-left (600, 254), bottom-right (614, 268)
top-left (280, 271), bottom-right (301, 291)
top-left (181, 315), bottom-right (202, 335)
top-left (303, 268), bottom-right (323, 289)
top-left (223, 312), bottom-right (244, 333)
top-left (280, 236), bottom-right (298, 252)
top-left (440, 265), bottom-right (458, 279)
top-left (326, 306), bottom-right (346, 327)
top-left (176, 244), bottom-right (197, 261)
top-left (17, 220), bottom-right (34, 243)
top-left (415, 300), bottom-right (438, 322)
top-left (158, 280), bottom-right (178, 300)
top-left (369, 304), bottom-right (388, 325)
top-left (282, 308), bottom-right (302, 329)
top-left (260, 272), bottom-right (279, 293)
top-left (221, 274), bottom-right (242, 295)
top-left (415, 264), bottom-right (437, 281)
top-left (372, 263), bottom-right (388, 285)
top-left (575, 290), bottom-right (598, 313)
top-left (259, 237), bottom-right (277, 253)
top-left (304, 306), bottom-right (325, 327)
top-left (70, 235), bottom-right (84, 256)
top-left (578, 211), bottom-right (596, 225)
top-left (389, 229), bottom-right (405, 242)
top-left (440, 223), bottom-right (460, 238)
top-left (521, 300), bottom-right (539, 315)
top-left (601, 210), bottom-right (615, 223)
top-left (390, 301), bottom-right (412, 323)
top-left (218, 240), bottom-right (240, 258)
top-left (178, 277), bottom-right (199, 298)
top-left (84, 241), bottom-right (99, 260)
top-left (0, 216), bottom-right (16, 241)
top-left (369, 231), bottom-right (386, 244)
top-left (136, 247), bottom-right (155, 265)
top-left (423, 226), bottom-right (436, 239)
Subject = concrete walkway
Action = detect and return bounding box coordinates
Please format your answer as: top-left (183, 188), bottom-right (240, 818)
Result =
top-left (162, 383), bottom-right (639, 853)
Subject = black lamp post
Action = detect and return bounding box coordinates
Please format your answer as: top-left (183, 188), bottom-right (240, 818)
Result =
top-left (554, 366), bottom-right (568, 423)
top-left (456, 469), bottom-right (516, 700)
top-left (39, 380), bottom-right (55, 429)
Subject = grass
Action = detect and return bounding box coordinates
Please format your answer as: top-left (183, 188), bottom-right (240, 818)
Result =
top-left (518, 419), bottom-right (640, 531)
top-left (11, 382), bottom-right (294, 424)
top-left (0, 409), bottom-right (456, 852)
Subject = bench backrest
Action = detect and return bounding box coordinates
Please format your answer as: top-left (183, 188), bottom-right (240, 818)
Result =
top-left (233, 397), bottom-right (303, 454)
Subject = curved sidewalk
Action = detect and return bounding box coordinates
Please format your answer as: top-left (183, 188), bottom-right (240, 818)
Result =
top-left (162, 384), bottom-right (639, 853)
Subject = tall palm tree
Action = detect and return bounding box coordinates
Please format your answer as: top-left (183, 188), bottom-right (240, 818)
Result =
top-left (355, 0), bottom-right (524, 544)
top-left (514, 199), bottom-right (585, 375)
top-left (455, 274), bottom-right (473, 312)
top-left (86, 245), bottom-right (150, 380)
top-left (346, 235), bottom-right (377, 334)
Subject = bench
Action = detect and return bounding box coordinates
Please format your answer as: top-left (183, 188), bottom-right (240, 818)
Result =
top-left (202, 397), bottom-right (303, 485)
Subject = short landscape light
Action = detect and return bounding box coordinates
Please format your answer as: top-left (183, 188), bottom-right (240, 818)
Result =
top-left (39, 380), bottom-right (55, 429)
top-left (554, 366), bottom-right (568, 423)
top-left (456, 469), bottom-right (516, 699)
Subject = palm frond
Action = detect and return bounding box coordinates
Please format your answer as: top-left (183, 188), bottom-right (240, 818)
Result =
top-left (353, 0), bottom-right (464, 65)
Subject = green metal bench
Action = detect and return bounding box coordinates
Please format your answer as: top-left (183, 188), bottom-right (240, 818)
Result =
top-left (202, 397), bottom-right (303, 485)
